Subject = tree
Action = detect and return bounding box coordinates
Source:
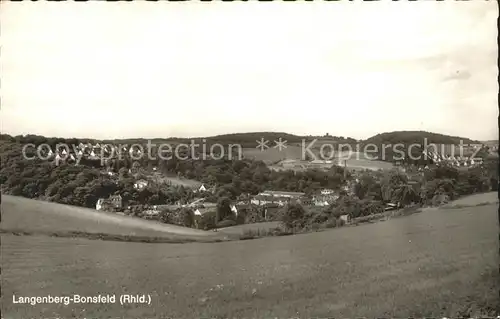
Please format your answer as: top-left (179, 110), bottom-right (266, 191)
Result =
top-left (179, 208), bottom-right (194, 228)
top-left (216, 197), bottom-right (232, 223)
top-left (392, 184), bottom-right (419, 206)
top-left (281, 202), bottom-right (306, 231)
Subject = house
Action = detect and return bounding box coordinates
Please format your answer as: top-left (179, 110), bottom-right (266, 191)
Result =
top-left (193, 207), bottom-right (213, 216)
top-left (143, 209), bottom-right (160, 219)
top-left (194, 209), bottom-right (202, 216)
top-left (320, 189), bottom-right (335, 195)
top-left (109, 195), bottom-right (123, 208)
top-left (312, 193), bottom-right (339, 206)
top-left (313, 199), bottom-right (329, 207)
top-left (307, 160), bottom-right (334, 170)
top-left (340, 214), bottom-right (350, 224)
top-left (95, 198), bottom-right (109, 211)
top-left (96, 195), bottom-right (122, 211)
top-left (134, 179), bottom-right (148, 190)
top-left (280, 159), bottom-right (305, 169)
top-left (423, 144), bottom-right (485, 167)
top-left (298, 197), bottom-right (312, 205)
top-left (251, 190), bottom-right (306, 206)
top-left (260, 190), bottom-right (305, 198)
top-left (193, 184), bottom-right (215, 193)
top-left (230, 204), bottom-right (238, 216)
top-left (251, 195), bottom-right (287, 206)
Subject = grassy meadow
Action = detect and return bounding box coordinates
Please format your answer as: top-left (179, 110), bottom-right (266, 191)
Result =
top-left (1, 193), bottom-right (498, 318)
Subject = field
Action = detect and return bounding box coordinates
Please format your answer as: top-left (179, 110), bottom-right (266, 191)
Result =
top-left (344, 158), bottom-right (394, 171)
top-left (241, 145), bottom-right (304, 163)
top-left (154, 174), bottom-right (203, 188)
top-left (1, 193), bottom-right (498, 318)
top-left (242, 144), bottom-right (394, 171)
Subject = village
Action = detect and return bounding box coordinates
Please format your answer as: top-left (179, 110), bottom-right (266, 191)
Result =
top-left (88, 141), bottom-right (495, 230)
top-left (27, 139), bottom-right (496, 232)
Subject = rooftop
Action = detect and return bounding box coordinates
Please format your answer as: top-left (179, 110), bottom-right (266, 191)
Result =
top-left (261, 190), bottom-right (305, 197)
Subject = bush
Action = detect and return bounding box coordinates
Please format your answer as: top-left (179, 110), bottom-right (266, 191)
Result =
top-left (323, 218), bottom-right (346, 229)
top-left (324, 218), bottom-right (338, 228)
top-left (310, 222), bottom-right (322, 232)
top-left (243, 206), bottom-right (266, 224)
top-left (198, 211), bottom-right (217, 230)
top-left (281, 203), bottom-right (307, 231)
top-left (337, 218), bottom-right (346, 227)
top-left (239, 227), bottom-right (292, 240)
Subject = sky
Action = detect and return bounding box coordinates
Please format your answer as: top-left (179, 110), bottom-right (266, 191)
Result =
top-left (1, 1), bottom-right (498, 141)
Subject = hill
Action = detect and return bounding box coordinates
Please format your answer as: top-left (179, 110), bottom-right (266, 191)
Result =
top-left (0, 195), bottom-right (219, 242)
top-left (363, 131), bottom-right (480, 146)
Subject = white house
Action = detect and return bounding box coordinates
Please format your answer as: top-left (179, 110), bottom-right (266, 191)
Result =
top-left (134, 179), bottom-right (148, 190)
top-left (340, 214), bottom-right (350, 224)
top-left (96, 198), bottom-right (106, 211)
top-left (143, 210), bottom-right (160, 217)
top-left (198, 184), bottom-right (207, 192)
top-left (96, 195), bottom-right (122, 211)
top-left (230, 204), bottom-right (238, 216)
top-left (61, 149), bottom-right (67, 155)
top-left (320, 189), bottom-right (335, 195)
top-left (314, 200), bottom-right (330, 207)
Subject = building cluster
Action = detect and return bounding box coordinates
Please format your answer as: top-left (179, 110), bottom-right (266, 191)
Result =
top-left (43, 143), bottom-right (144, 163)
top-left (250, 190), bottom-right (307, 206)
top-left (278, 159), bottom-right (337, 171)
top-left (423, 149), bottom-right (482, 167)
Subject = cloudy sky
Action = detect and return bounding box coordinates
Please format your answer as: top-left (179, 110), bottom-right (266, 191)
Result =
top-left (1, 1), bottom-right (498, 140)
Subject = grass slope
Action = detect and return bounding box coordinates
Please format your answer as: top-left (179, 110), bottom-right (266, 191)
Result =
top-left (1, 201), bottom-right (497, 318)
top-left (1, 195), bottom-right (219, 241)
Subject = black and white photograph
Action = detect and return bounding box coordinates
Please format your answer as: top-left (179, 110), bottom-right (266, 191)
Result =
top-left (1, 1), bottom-right (499, 318)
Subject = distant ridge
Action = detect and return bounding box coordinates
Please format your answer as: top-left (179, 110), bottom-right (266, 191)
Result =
top-left (363, 130), bottom-right (480, 145)
top-left (1, 131), bottom-right (481, 147)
